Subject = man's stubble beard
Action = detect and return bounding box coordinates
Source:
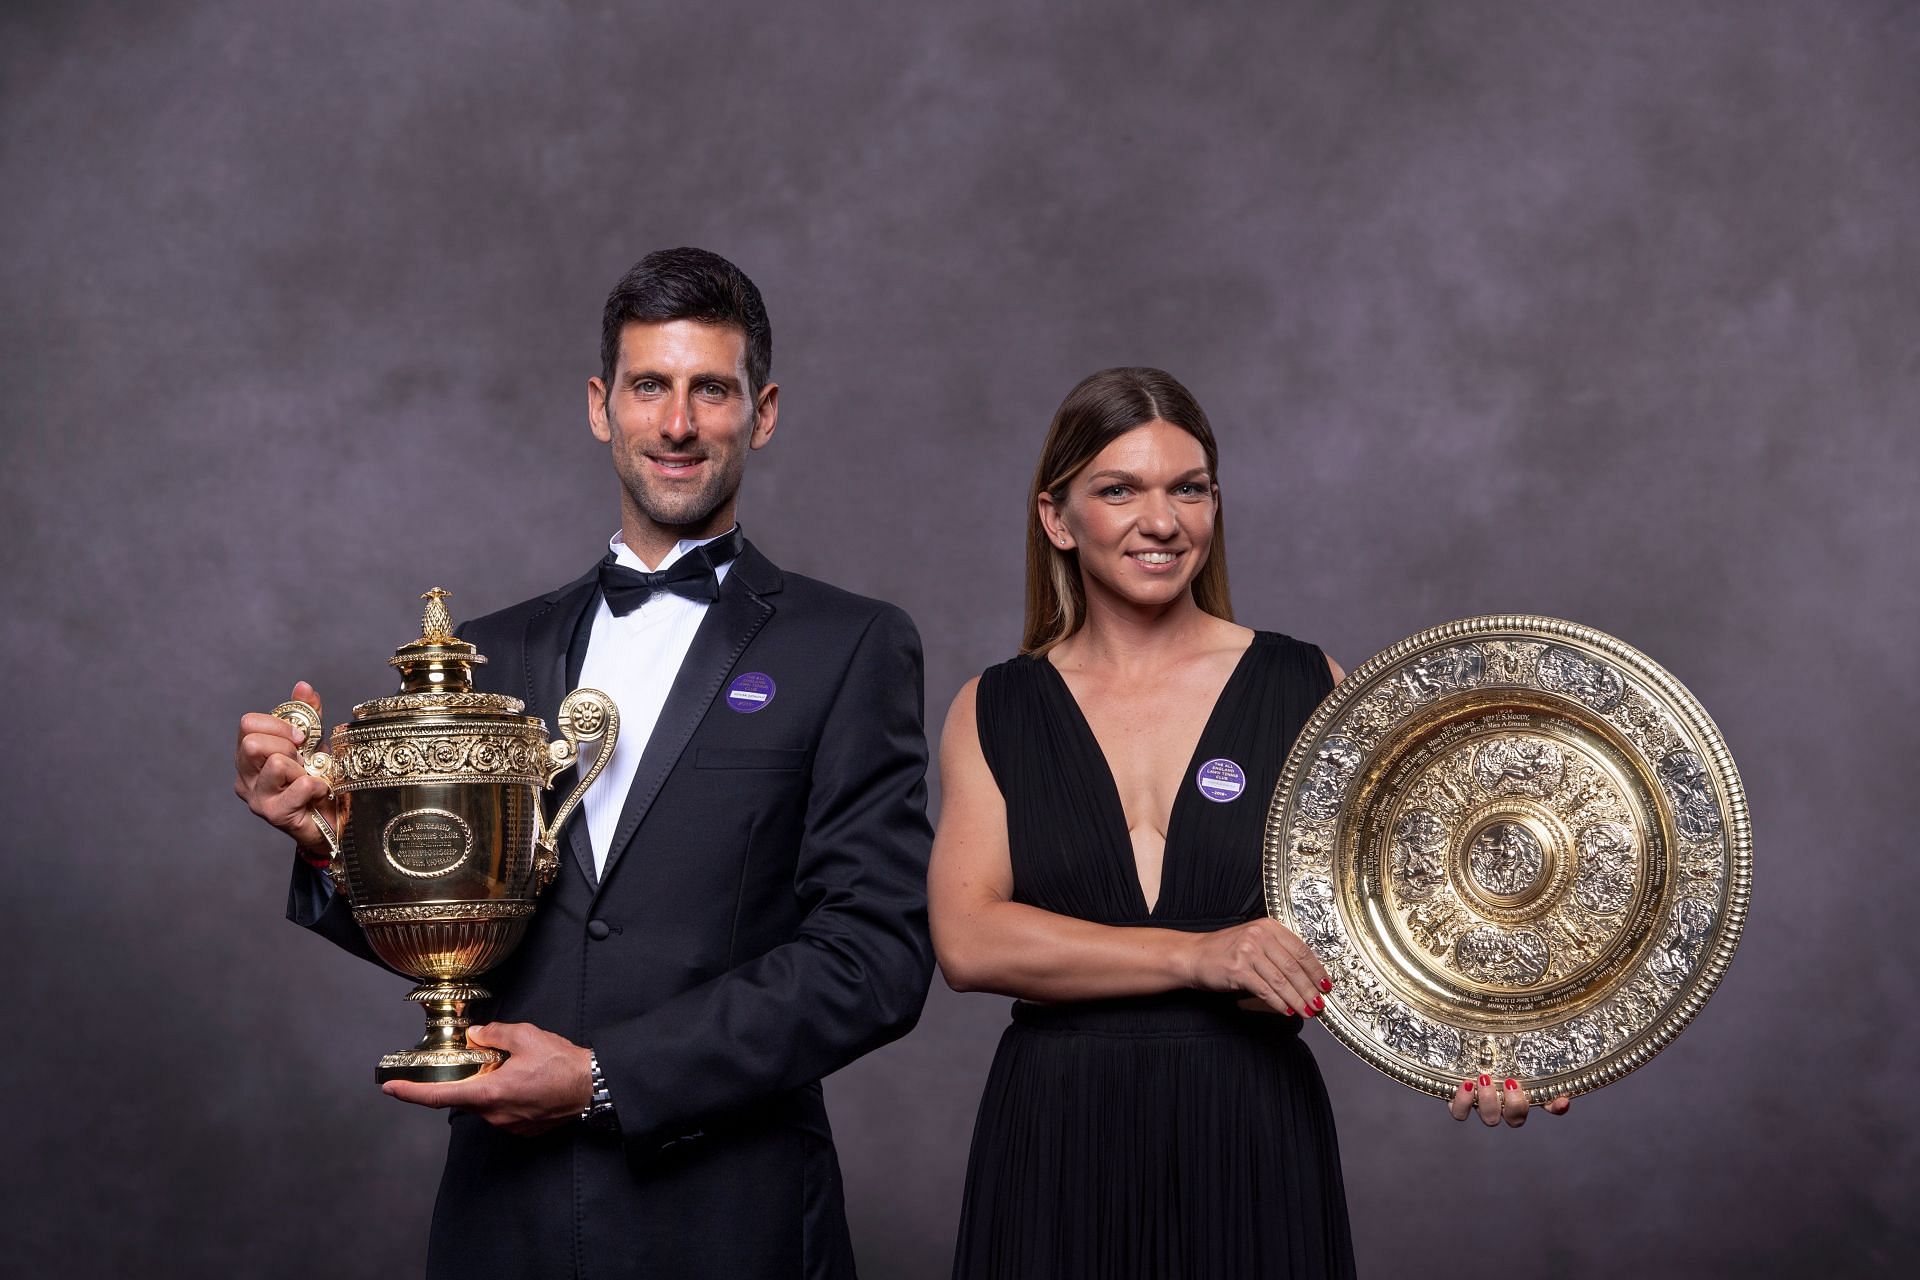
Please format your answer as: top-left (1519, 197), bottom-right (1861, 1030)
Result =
top-left (621, 462), bottom-right (740, 529)
top-left (608, 399), bottom-right (747, 531)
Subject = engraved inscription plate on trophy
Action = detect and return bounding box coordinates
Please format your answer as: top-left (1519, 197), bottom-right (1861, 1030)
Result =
top-left (1263, 616), bottom-right (1750, 1100)
top-left (382, 809), bottom-right (474, 878)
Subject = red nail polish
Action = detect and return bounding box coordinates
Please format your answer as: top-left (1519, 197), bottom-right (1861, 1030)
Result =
top-left (1319, 978), bottom-right (1332, 993)
top-left (1283, 1006), bottom-right (1294, 1015)
top-left (1460, 1080), bottom-right (1473, 1093)
top-left (1312, 996), bottom-right (1325, 1012)
top-left (1304, 1003), bottom-right (1318, 1017)
top-left (1479, 1074), bottom-right (1491, 1086)
top-left (1505, 1079), bottom-right (1519, 1092)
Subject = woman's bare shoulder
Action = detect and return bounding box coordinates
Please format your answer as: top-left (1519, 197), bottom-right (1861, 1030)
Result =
top-left (1206, 617), bottom-right (1259, 654)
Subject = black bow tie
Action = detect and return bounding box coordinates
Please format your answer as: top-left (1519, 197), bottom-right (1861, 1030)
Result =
top-left (597, 527), bottom-right (745, 617)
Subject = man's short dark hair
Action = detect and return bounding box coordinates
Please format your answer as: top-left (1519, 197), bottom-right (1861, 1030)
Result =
top-left (600, 247), bottom-right (772, 398)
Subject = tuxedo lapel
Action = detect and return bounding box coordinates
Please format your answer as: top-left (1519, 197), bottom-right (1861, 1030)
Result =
top-left (520, 567), bottom-right (603, 890)
top-left (595, 544), bottom-right (781, 889)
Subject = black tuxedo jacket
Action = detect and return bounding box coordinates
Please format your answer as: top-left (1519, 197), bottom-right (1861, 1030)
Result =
top-left (289, 542), bottom-right (935, 1279)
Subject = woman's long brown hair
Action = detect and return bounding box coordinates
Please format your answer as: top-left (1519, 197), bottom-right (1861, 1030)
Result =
top-left (1022, 367), bottom-right (1233, 654)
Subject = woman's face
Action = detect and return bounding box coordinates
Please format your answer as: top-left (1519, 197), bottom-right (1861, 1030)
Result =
top-left (1039, 419), bottom-right (1218, 611)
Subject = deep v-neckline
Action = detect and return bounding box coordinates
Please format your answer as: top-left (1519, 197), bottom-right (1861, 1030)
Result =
top-left (1040, 637), bottom-right (1260, 919)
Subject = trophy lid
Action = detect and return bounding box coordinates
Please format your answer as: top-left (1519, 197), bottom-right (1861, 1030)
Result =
top-left (388, 588), bottom-right (486, 691)
top-left (348, 589), bottom-right (526, 721)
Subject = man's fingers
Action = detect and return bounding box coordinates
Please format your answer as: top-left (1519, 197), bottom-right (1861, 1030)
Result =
top-left (383, 1080), bottom-right (454, 1110)
top-left (383, 1076), bottom-right (490, 1111)
top-left (291, 681), bottom-right (322, 714)
top-left (252, 748), bottom-right (308, 790)
top-left (240, 712), bottom-right (306, 749)
top-left (1449, 1079), bottom-right (1475, 1121)
top-left (465, 1022), bottom-right (526, 1052)
top-left (263, 778), bottom-right (338, 856)
top-left (238, 722), bottom-right (299, 766)
top-left (236, 684), bottom-right (323, 772)
top-left (236, 731), bottom-right (299, 783)
top-left (259, 769), bottom-right (328, 824)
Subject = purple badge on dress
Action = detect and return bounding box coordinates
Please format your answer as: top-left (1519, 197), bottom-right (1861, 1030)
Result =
top-left (725, 672), bottom-right (776, 713)
top-left (1195, 757), bottom-right (1247, 803)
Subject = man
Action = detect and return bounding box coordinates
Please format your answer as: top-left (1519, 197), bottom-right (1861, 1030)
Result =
top-left (234, 248), bottom-right (935, 1278)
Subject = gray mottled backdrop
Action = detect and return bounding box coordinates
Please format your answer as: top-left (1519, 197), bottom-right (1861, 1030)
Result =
top-left (4, 1), bottom-right (1915, 1275)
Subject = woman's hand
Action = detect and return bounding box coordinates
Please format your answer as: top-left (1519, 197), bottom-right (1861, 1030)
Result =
top-left (1181, 918), bottom-right (1332, 1016)
top-left (1447, 1075), bottom-right (1573, 1127)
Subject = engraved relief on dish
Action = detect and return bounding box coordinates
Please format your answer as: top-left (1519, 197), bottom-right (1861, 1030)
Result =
top-left (1395, 644), bottom-right (1485, 702)
top-left (1471, 737), bottom-right (1565, 799)
top-left (1263, 615), bottom-right (1750, 1101)
top-left (1453, 925), bottom-right (1551, 986)
top-left (1466, 822), bottom-right (1547, 896)
top-left (1377, 1003), bottom-right (1464, 1072)
top-left (1536, 645), bottom-right (1625, 711)
top-left (1656, 751), bottom-right (1725, 841)
top-left (1298, 737), bottom-right (1365, 822)
top-left (1573, 822), bottom-right (1637, 914)
top-left (1383, 738), bottom-right (1642, 992)
top-left (1648, 897), bottom-right (1716, 987)
top-left (1389, 810), bottom-right (1449, 899)
top-left (1289, 876), bottom-right (1345, 957)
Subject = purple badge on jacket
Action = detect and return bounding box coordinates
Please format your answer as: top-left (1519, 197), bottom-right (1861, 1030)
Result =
top-left (725, 672), bottom-right (776, 713)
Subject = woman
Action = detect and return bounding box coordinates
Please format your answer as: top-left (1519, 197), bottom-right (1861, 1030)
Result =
top-left (930, 368), bottom-right (1565, 1279)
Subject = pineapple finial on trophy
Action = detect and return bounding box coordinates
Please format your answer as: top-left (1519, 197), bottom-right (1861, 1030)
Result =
top-left (420, 587), bottom-right (456, 644)
top-left (388, 587), bottom-right (484, 690)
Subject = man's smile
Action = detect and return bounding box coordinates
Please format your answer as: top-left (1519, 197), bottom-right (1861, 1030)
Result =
top-left (646, 454), bottom-right (707, 477)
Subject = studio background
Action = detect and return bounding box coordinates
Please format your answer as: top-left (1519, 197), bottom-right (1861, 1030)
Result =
top-left (5, 2), bottom-right (1915, 1275)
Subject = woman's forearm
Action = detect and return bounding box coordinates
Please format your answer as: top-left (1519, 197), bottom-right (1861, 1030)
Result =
top-left (935, 896), bottom-right (1200, 1002)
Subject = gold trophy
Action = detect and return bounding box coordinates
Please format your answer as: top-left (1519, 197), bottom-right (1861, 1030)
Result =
top-left (272, 589), bottom-right (618, 1084)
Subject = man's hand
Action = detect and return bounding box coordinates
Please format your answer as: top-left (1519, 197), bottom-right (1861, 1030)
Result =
top-left (382, 1022), bottom-right (595, 1137)
top-left (1447, 1074), bottom-right (1573, 1127)
top-left (233, 680), bottom-right (338, 860)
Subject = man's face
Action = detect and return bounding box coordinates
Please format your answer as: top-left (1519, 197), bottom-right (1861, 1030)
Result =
top-left (588, 319), bottom-right (777, 540)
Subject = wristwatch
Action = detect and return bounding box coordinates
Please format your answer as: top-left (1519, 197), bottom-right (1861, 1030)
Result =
top-left (580, 1049), bottom-right (618, 1132)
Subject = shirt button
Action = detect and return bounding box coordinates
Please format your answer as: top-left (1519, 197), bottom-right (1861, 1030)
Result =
top-left (586, 919), bottom-right (611, 941)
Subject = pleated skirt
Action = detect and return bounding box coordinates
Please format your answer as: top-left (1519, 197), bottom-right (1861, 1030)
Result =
top-left (952, 993), bottom-right (1355, 1280)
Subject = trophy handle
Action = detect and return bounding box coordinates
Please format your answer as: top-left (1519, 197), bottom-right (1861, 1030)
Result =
top-left (271, 699), bottom-right (346, 888)
top-left (536, 688), bottom-right (619, 886)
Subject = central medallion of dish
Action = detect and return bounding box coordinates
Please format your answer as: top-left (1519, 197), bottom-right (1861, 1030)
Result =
top-left (1369, 720), bottom-right (1656, 1004)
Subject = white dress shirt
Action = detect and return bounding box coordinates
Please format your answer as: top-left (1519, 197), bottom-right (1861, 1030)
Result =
top-left (576, 527), bottom-right (736, 876)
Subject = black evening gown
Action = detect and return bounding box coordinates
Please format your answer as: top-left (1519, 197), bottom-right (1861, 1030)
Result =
top-left (953, 632), bottom-right (1356, 1280)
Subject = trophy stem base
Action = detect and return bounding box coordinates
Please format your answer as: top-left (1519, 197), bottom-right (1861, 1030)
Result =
top-left (374, 982), bottom-right (505, 1085)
